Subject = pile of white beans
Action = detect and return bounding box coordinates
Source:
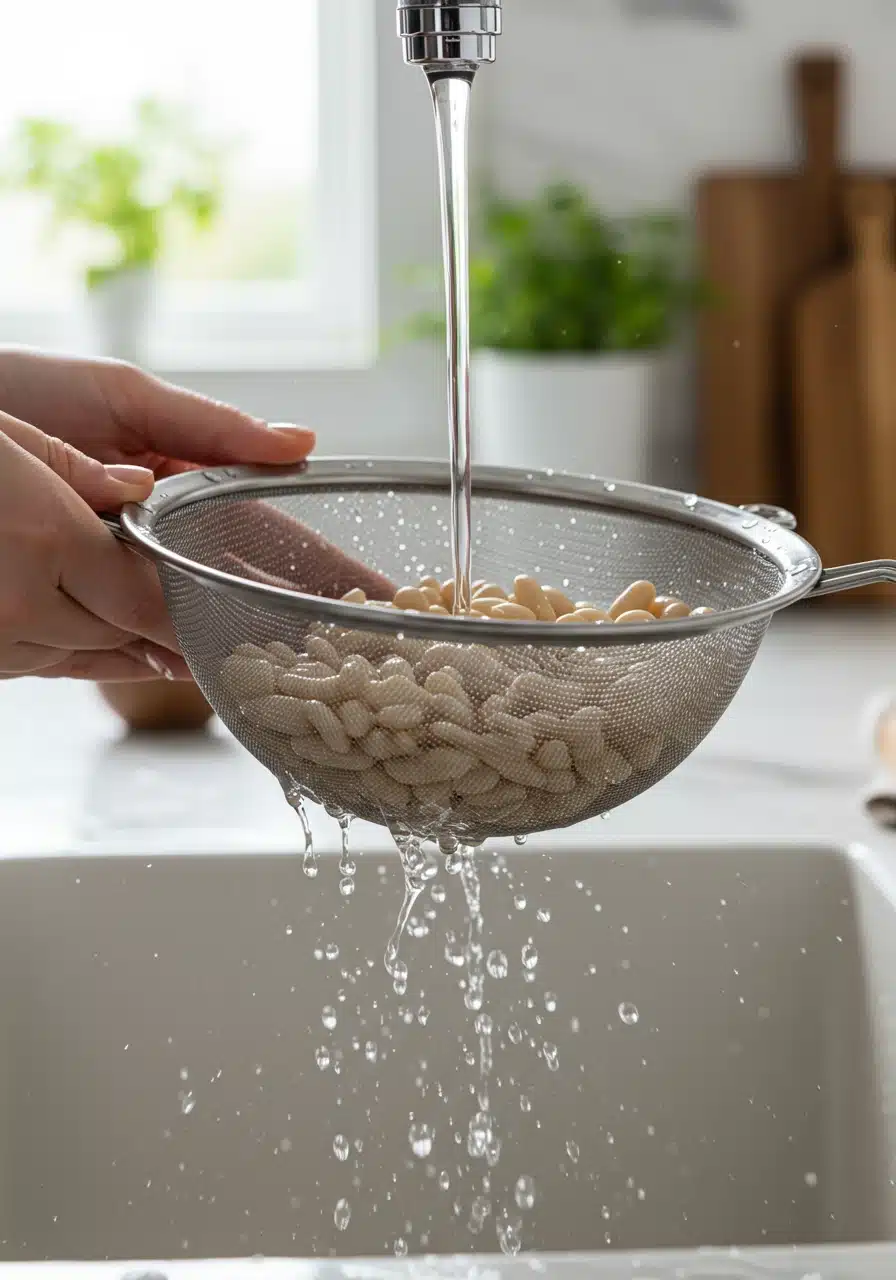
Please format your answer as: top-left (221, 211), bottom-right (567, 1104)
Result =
top-left (219, 575), bottom-right (715, 837)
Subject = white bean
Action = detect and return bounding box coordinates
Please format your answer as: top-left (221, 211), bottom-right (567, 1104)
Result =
top-left (341, 588), bottom-right (366, 604)
top-left (357, 766), bottom-right (412, 810)
top-left (513, 576), bottom-right (556, 622)
top-left (539, 770), bottom-right (578, 794)
top-left (243, 695), bottom-right (309, 735)
top-left (426, 692), bottom-right (475, 730)
top-left (338, 699), bottom-right (375, 739)
top-left (535, 739), bottom-right (572, 772)
top-left (473, 583), bottom-right (507, 600)
top-left (220, 655), bottom-right (277, 702)
top-left (305, 701), bottom-right (350, 754)
top-left (424, 668), bottom-right (469, 704)
top-left (265, 641), bottom-right (300, 667)
top-left (362, 728), bottom-right (417, 760)
top-left (454, 764), bottom-right (501, 797)
top-left (393, 586), bottom-right (431, 612)
top-left (290, 736), bottom-right (371, 772)
top-left (365, 675), bottom-right (429, 711)
top-left (661, 602), bottom-right (691, 620)
top-left (379, 655), bottom-right (415, 681)
top-left (542, 587), bottom-right (576, 617)
top-left (609, 581), bottom-right (657, 620)
top-left (615, 610), bottom-right (655, 625)
top-left (384, 747), bottom-right (474, 786)
top-left (306, 635), bottom-right (340, 668)
top-left (378, 702), bottom-right (425, 730)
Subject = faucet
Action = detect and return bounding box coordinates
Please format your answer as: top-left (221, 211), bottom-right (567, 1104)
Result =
top-left (397, 1), bottom-right (502, 79)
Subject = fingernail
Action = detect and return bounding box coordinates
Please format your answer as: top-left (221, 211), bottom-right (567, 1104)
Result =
top-left (106, 464), bottom-right (155, 491)
top-left (268, 423), bottom-right (316, 449)
top-left (144, 649), bottom-right (175, 681)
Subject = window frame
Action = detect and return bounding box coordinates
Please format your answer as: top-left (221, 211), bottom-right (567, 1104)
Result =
top-left (0, 0), bottom-right (378, 374)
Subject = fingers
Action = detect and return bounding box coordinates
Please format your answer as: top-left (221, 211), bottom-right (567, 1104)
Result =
top-left (1, 413), bottom-right (154, 510)
top-left (111, 366), bottom-right (317, 466)
top-left (1, 646), bottom-right (192, 683)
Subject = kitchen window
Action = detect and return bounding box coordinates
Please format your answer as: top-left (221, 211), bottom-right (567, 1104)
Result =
top-left (0, 0), bottom-right (377, 372)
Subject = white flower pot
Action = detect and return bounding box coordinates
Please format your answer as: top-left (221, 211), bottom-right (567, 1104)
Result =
top-left (471, 348), bottom-right (668, 484)
top-left (85, 267), bottom-right (156, 365)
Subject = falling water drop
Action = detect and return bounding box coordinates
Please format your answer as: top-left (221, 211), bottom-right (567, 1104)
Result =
top-left (515, 1174), bottom-right (536, 1210)
top-left (333, 1134), bottom-right (350, 1162)
top-left (542, 1042), bottom-right (560, 1071)
top-left (536, 907), bottom-right (551, 923)
top-left (618, 1002), bottom-right (640, 1026)
top-left (315, 1046), bottom-right (331, 1070)
top-left (514, 835), bottom-right (528, 847)
top-left (333, 1198), bottom-right (351, 1231)
top-left (522, 941), bottom-right (539, 970)
top-left (288, 793), bottom-right (318, 880)
top-left (322, 1006), bottom-right (338, 1031)
top-left (566, 1139), bottom-right (580, 1164)
top-left (409, 1122), bottom-right (435, 1158)
top-left (486, 950), bottom-right (508, 979)
top-left (497, 1212), bottom-right (523, 1256)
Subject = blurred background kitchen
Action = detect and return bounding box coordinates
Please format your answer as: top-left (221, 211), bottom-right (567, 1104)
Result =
top-left (3, 0), bottom-right (896, 848)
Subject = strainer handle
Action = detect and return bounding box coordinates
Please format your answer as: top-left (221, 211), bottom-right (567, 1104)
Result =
top-left (99, 513), bottom-right (129, 544)
top-left (811, 561), bottom-right (896, 597)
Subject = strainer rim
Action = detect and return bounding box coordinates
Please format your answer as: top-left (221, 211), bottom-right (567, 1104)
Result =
top-left (121, 457), bottom-right (821, 647)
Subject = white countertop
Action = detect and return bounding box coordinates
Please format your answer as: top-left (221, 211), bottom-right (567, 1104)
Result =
top-left (2, 608), bottom-right (896, 860)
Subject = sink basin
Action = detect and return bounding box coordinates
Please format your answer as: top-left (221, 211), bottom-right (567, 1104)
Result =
top-left (0, 840), bottom-right (895, 1276)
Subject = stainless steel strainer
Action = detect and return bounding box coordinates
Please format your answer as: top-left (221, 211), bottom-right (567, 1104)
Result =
top-left (105, 458), bottom-right (896, 844)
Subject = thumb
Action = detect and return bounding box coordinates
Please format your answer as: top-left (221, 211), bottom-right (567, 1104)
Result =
top-left (114, 367), bottom-right (316, 466)
top-left (1, 413), bottom-right (155, 509)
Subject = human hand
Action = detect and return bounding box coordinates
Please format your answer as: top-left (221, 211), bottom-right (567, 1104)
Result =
top-left (0, 412), bottom-right (191, 682)
top-left (0, 347), bottom-right (315, 474)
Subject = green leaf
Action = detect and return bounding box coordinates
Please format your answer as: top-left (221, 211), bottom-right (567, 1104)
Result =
top-left (403, 182), bottom-right (705, 355)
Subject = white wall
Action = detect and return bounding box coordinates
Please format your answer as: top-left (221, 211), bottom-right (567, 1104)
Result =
top-left (179, 0), bottom-right (896, 463)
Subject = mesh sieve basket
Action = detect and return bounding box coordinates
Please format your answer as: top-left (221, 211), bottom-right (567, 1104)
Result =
top-left (107, 459), bottom-right (896, 844)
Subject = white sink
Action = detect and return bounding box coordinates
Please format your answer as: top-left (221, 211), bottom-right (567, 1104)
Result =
top-left (0, 840), bottom-right (895, 1278)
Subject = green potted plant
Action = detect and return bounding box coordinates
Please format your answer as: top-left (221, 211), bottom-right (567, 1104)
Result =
top-left (4, 98), bottom-right (225, 363)
top-left (408, 182), bottom-right (703, 481)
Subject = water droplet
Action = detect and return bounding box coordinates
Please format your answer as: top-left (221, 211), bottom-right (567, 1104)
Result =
top-left (392, 960), bottom-right (408, 995)
top-left (444, 932), bottom-right (465, 967)
top-left (515, 1174), bottom-right (536, 1210)
top-left (566, 1139), bottom-right (580, 1163)
top-left (487, 950), bottom-right (508, 979)
top-left (542, 1042), bottom-right (560, 1071)
top-left (409, 1122), bottom-right (434, 1159)
top-left (497, 1212), bottom-right (523, 1256)
top-left (514, 835), bottom-right (528, 847)
top-left (618, 1002), bottom-right (639, 1026)
top-left (603, 481), bottom-right (617, 493)
top-left (180, 1091), bottom-right (195, 1115)
top-left (536, 907), bottom-right (551, 923)
top-left (334, 1198), bottom-right (351, 1231)
top-left (364, 1040), bottom-right (378, 1064)
top-left (683, 493), bottom-right (698, 509)
top-left (513, 894), bottom-right (527, 911)
top-left (430, 883), bottom-right (447, 904)
top-left (467, 1111), bottom-right (494, 1159)
top-left (474, 1012), bottom-right (493, 1036)
top-left (339, 877), bottom-right (355, 897)
top-left (544, 991), bottom-right (557, 1012)
top-left (438, 1170), bottom-right (451, 1191)
top-left (417, 1005), bottom-right (430, 1026)
top-left (394, 1238), bottom-right (408, 1257)
top-left (508, 1022), bottom-right (523, 1045)
top-left (519, 1093), bottom-right (532, 1113)
top-left (333, 1134), bottom-right (350, 1162)
top-left (315, 1046), bottom-right (331, 1070)
top-left (742, 517), bottom-right (758, 530)
top-left (522, 942), bottom-right (539, 970)
top-left (325, 943), bottom-right (340, 960)
top-left (804, 1171), bottom-right (818, 1188)
top-left (322, 1005), bottom-right (338, 1030)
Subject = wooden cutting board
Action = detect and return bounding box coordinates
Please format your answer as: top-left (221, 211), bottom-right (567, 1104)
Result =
top-left (696, 52), bottom-right (844, 511)
top-left (793, 179), bottom-right (896, 591)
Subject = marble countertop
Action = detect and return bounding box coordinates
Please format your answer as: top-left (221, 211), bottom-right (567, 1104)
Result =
top-left (2, 609), bottom-right (896, 860)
